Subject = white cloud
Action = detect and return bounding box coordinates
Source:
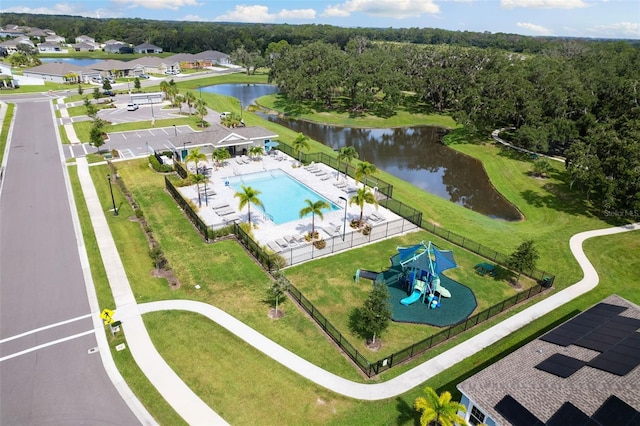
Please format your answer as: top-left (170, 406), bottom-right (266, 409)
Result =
top-left (589, 21), bottom-right (640, 38)
top-left (214, 5), bottom-right (316, 23)
top-left (1, 2), bottom-right (86, 16)
top-left (112, 0), bottom-right (201, 11)
top-left (323, 0), bottom-right (439, 19)
top-left (501, 0), bottom-right (587, 9)
top-left (517, 22), bottom-right (553, 35)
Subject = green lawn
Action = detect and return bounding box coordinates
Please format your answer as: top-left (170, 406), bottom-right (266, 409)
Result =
top-left (0, 103), bottom-right (14, 165)
top-left (62, 74), bottom-right (640, 424)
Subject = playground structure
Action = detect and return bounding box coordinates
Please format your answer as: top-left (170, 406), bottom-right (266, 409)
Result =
top-left (391, 241), bottom-right (458, 308)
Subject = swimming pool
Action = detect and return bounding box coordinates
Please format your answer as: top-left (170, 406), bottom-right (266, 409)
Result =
top-left (227, 169), bottom-right (340, 225)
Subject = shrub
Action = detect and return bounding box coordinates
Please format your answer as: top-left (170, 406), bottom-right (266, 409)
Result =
top-left (148, 155), bottom-right (173, 173)
top-left (135, 208), bottom-right (144, 219)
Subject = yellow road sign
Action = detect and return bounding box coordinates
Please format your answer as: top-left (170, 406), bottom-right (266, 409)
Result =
top-left (100, 308), bottom-right (115, 325)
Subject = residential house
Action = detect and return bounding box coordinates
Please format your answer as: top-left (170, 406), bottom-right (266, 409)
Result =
top-left (38, 41), bottom-right (63, 53)
top-left (44, 34), bottom-right (66, 44)
top-left (134, 43), bottom-right (162, 54)
top-left (75, 35), bottom-right (95, 45)
top-left (72, 42), bottom-right (96, 52)
top-left (457, 295), bottom-right (640, 426)
top-left (103, 41), bottom-right (132, 54)
top-left (89, 59), bottom-right (132, 78)
top-left (26, 27), bottom-right (49, 38)
top-left (0, 36), bottom-right (35, 54)
top-left (195, 50), bottom-right (230, 66)
top-left (128, 56), bottom-right (175, 75)
top-left (0, 27), bottom-right (26, 38)
top-left (22, 62), bottom-right (90, 84)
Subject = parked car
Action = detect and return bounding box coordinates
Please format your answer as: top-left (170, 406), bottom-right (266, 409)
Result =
top-left (164, 69), bottom-right (178, 75)
top-left (220, 112), bottom-right (231, 119)
top-left (127, 103), bottom-right (139, 111)
top-left (139, 73), bottom-right (149, 79)
top-left (103, 90), bottom-right (116, 96)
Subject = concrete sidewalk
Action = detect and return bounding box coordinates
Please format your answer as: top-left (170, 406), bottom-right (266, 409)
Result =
top-left (75, 157), bottom-right (228, 425)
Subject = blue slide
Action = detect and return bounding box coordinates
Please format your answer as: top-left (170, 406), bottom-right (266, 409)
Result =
top-left (400, 280), bottom-right (427, 306)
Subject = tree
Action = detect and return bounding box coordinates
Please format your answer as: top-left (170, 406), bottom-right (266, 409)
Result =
top-left (77, 84), bottom-right (83, 95)
top-left (508, 240), bottom-right (539, 284)
top-left (92, 87), bottom-right (100, 102)
top-left (349, 187), bottom-right (378, 225)
top-left (195, 98), bottom-right (208, 127)
top-left (531, 159), bottom-right (552, 178)
top-left (292, 133), bottom-right (310, 162)
top-left (184, 91), bottom-right (196, 115)
top-left (159, 80), bottom-right (170, 99)
top-left (84, 97), bottom-right (97, 119)
top-left (266, 272), bottom-right (290, 318)
top-left (299, 199), bottom-right (329, 239)
top-left (134, 77), bottom-right (141, 90)
top-left (234, 185), bottom-right (263, 224)
top-left (102, 80), bottom-right (112, 92)
top-left (221, 112), bottom-right (242, 128)
top-left (356, 282), bottom-right (392, 345)
top-left (212, 148), bottom-right (230, 170)
top-left (337, 146), bottom-right (359, 179)
top-left (89, 118), bottom-right (108, 151)
top-left (354, 161), bottom-right (378, 187)
top-left (413, 387), bottom-right (468, 426)
top-left (184, 147), bottom-right (206, 174)
top-left (191, 173), bottom-right (208, 208)
top-left (248, 145), bottom-right (264, 159)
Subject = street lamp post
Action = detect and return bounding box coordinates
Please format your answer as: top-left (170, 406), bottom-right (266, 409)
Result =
top-left (107, 174), bottom-right (118, 216)
top-left (339, 196), bottom-right (347, 241)
top-left (182, 141), bottom-right (192, 161)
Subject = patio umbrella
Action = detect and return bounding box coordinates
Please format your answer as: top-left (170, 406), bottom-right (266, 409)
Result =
top-left (264, 141), bottom-right (279, 152)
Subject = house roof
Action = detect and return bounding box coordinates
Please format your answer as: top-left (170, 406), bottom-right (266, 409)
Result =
top-left (38, 41), bottom-right (62, 48)
top-left (172, 124), bottom-right (278, 149)
top-left (73, 42), bottom-right (95, 49)
top-left (24, 62), bottom-right (89, 76)
top-left (127, 56), bottom-right (169, 67)
top-left (90, 59), bottom-right (131, 71)
top-left (76, 35), bottom-right (94, 41)
top-left (457, 294), bottom-right (640, 425)
top-left (194, 50), bottom-right (229, 60)
top-left (103, 39), bottom-right (124, 45)
top-left (165, 53), bottom-right (195, 63)
top-left (134, 43), bottom-right (162, 50)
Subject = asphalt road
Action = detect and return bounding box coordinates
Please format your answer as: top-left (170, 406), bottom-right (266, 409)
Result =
top-left (0, 100), bottom-right (140, 424)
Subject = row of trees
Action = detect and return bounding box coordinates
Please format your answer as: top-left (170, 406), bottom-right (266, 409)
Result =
top-left (5, 12), bottom-right (628, 56)
top-left (269, 40), bottom-right (639, 213)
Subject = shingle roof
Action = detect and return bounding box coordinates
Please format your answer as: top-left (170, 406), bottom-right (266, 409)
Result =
top-left (457, 294), bottom-right (640, 424)
top-left (24, 62), bottom-right (90, 76)
top-left (89, 59), bottom-right (131, 71)
top-left (172, 124), bottom-right (278, 148)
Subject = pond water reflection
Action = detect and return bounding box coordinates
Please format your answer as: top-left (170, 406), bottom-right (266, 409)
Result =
top-left (205, 84), bottom-right (521, 221)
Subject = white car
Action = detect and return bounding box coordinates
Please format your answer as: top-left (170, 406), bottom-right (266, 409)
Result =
top-left (164, 69), bottom-right (179, 75)
top-left (127, 103), bottom-right (139, 111)
top-left (220, 112), bottom-right (231, 119)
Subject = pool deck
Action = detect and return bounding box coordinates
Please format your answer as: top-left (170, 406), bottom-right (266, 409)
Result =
top-left (177, 152), bottom-right (409, 249)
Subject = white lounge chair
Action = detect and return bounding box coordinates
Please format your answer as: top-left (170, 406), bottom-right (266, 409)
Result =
top-left (216, 207), bottom-right (236, 216)
top-left (211, 201), bottom-right (229, 210)
top-left (275, 238), bottom-right (289, 249)
top-left (267, 241), bottom-right (284, 253)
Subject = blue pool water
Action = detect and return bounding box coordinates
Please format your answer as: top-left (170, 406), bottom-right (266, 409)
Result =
top-left (227, 170), bottom-right (340, 225)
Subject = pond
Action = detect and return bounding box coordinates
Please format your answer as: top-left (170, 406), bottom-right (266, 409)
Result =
top-left (40, 57), bottom-right (104, 67)
top-left (204, 84), bottom-right (521, 221)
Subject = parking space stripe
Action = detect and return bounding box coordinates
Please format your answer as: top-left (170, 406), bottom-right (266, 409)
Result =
top-left (0, 313), bottom-right (92, 344)
top-left (0, 330), bottom-right (94, 362)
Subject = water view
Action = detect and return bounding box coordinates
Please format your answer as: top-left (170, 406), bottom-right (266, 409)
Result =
top-left (40, 57), bottom-right (104, 67)
top-left (205, 84), bottom-right (521, 221)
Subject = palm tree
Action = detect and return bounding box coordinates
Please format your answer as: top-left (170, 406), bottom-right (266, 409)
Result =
top-left (234, 185), bottom-right (263, 224)
top-left (184, 91), bottom-right (196, 115)
top-left (212, 148), bottom-right (230, 170)
top-left (185, 147), bottom-right (206, 174)
top-left (195, 98), bottom-right (208, 128)
top-left (337, 146), bottom-right (359, 179)
top-left (191, 173), bottom-right (208, 208)
top-left (249, 145), bottom-right (264, 159)
top-left (159, 80), bottom-right (170, 99)
top-left (413, 387), bottom-right (467, 426)
top-left (292, 133), bottom-right (310, 162)
top-left (349, 187), bottom-right (378, 226)
top-left (299, 199), bottom-right (329, 239)
top-left (355, 161), bottom-right (378, 187)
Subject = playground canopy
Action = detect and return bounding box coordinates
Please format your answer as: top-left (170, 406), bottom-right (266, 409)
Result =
top-left (391, 241), bottom-right (457, 275)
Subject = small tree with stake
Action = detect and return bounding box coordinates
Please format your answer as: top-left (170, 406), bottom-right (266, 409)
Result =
top-left (266, 272), bottom-right (290, 319)
top-left (508, 239), bottom-right (539, 285)
top-left (356, 281), bottom-right (392, 347)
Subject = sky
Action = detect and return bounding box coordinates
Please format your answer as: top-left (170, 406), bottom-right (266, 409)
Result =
top-left (1, 0), bottom-right (639, 40)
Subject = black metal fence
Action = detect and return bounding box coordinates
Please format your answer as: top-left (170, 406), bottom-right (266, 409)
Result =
top-left (174, 161), bottom-right (188, 179)
top-left (165, 177), bottom-right (209, 241)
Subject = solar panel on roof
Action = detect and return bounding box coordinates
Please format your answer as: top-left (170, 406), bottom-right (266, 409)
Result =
top-left (495, 395), bottom-right (544, 426)
top-left (536, 354), bottom-right (586, 378)
top-left (591, 395), bottom-right (640, 426)
top-left (546, 402), bottom-right (590, 426)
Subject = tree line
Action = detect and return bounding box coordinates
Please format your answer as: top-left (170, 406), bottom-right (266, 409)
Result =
top-left (268, 39), bottom-right (639, 214)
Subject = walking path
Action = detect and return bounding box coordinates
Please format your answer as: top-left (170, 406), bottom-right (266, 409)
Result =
top-left (76, 143), bottom-right (639, 418)
top-left (492, 127), bottom-right (566, 163)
